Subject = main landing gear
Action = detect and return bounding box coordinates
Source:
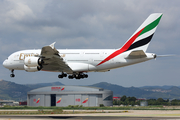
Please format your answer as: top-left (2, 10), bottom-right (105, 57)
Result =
top-left (68, 73), bottom-right (88, 79)
top-left (58, 72), bottom-right (67, 78)
top-left (10, 69), bottom-right (15, 78)
top-left (58, 72), bottom-right (88, 79)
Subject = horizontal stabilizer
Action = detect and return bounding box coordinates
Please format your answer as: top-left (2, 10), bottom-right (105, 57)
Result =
top-left (125, 50), bottom-right (147, 59)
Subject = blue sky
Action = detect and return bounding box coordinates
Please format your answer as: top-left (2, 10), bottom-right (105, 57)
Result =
top-left (0, 0), bottom-right (180, 87)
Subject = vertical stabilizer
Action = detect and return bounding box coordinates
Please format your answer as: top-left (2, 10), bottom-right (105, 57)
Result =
top-left (122, 13), bottom-right (163, 52)
top-left (97, 13), bottom-right (163, 66)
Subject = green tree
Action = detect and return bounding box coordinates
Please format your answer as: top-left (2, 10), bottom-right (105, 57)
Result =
top-left (130, 101), bottom-right (135, 106)
top-left (171, 99), bottom-right (180, 106)
top-left (121, 95), bottom-right (127, 102)
top-left (157, 98), bottom-right (164, 103)
top-left (113, 99), bottom-right (118, 105)
top-left (129, 97), bottom-right (136, 102)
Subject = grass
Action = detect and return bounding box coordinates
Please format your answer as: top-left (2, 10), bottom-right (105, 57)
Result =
top-left (0, 105), bottom-right (180, 110)
top-left (0, 111), bottom-right (63, 115)
top-left (0, 106), bottom-right (180, 115)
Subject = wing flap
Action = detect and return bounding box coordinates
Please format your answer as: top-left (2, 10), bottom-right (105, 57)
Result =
top-left (125, 50), bottom-right (147, 59)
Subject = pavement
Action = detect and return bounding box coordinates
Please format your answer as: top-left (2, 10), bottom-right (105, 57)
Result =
top-left (0, 110), bottom-right (180, 120)
top-left (0, 115), bottom-right (180, 120)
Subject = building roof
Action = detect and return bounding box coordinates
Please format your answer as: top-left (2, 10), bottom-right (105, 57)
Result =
top-left (28, 86), bottom-right (112, 95)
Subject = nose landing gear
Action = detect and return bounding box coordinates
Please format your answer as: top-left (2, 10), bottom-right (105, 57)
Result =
top-left (10, 69), bottom-right (15, 78)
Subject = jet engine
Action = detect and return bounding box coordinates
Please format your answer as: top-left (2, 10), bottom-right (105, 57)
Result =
top-left (24, 65), bottom-right (42, 72)
top-left (24, 57), bottom-right (43, 72)
top-left (24, 57), bottom-right (43, 67)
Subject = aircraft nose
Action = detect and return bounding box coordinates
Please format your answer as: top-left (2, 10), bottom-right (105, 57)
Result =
top-left (3, 59), bottom-right (8, 68)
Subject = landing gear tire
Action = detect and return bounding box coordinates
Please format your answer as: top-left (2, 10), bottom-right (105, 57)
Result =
top-left (10, 69), bottom-right (15, 78)
top-left (68, 75), bottom-right (74, 79)
top-left (10, 74), bottom-right (15, 78)
top-left (58, 75), bottom-right (63, 78)
top-left (63, 74), bottom-right (67, 77)
top-left (84, 74), bottom-right (88, 78)
top-left (75, 75), bottom-right (81, 80)
top-left (68, 73), bottom-right (88, 80)
top-left (58, 72), bottom-right (67, 79)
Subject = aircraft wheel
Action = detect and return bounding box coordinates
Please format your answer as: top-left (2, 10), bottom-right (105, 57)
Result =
top-left (68, 75), bottom-right (73, 79)
top-left (10, 74), bottom-right (15, 78)
top-left (75, 75), bottom-right (81, 79)
top-left (85, 74), bottom-right (88, 78)
top-left (63, 74), bottom-right (67, 77)
top-left (58, 75), bottom-right (63, 78)
top-left (79, 74), bottom-right (84, 78)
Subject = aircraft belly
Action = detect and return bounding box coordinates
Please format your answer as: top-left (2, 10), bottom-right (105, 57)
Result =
top-left (117, 57), bottom-right (153, 68)
top-left (12, 61), bottom-right (24, 70)
top-left (67, 63), bottom-right (89, 72)
top-left (93, 57), bottom-right (153, 71)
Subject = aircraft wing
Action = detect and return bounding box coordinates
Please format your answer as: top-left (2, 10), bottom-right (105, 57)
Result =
top-left (125, 50), bottom-right (147, 59)
top-left (40, 42), bottom-right (73, 73)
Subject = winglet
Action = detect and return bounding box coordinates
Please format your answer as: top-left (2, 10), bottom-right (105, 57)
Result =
top-left (49, 42), bottom-right (56, 49)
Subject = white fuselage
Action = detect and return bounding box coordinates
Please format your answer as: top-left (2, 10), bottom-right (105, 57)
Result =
top-left (2, 13), bottom-right (163, 79)
top-left (3, 49), bottom-right (155, 73)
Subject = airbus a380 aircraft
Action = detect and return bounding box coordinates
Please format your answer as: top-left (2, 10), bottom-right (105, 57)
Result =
top-left (3, 13), bottom-right (163, 79)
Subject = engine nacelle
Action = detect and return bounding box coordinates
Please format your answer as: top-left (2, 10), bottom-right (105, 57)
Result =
top-left (24, 65), bottom-right (42, 72)
top-left (24, 57), bottom-right (43, 67)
